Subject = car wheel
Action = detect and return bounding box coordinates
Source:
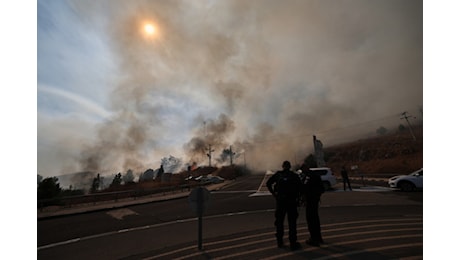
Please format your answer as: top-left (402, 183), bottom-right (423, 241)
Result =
top-left (398, 181), bottom-right (415, 192)
top-left (322, 181), bottom-right (331, 191)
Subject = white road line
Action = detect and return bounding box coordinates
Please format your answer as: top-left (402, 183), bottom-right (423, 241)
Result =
top-left (37, 238), bottom-right (81, 250)
top-left (323, 227), bottom-right (422, 239)
top-left (398, 256), bottom-right (423, 260)
top-left (175, 236), bottom-right (276, 260)
top-left (106, 208), bottom-right (139, 220)
top-left (144, 225), bottom-right (422, 260)
top-left (142, 245), bottom-right (197, 260)
top-left (142, 230), bottom-right (277, 259)
top-left (211, 229), bottom-right (423, 260)
top-left (38, 213), bottom-right (421, 251)
top-left (265, 234), bottom-right (422, 260)
top-left (320, 218), bottom-right (421, 228)
top-left (212, 190), bottom-right (258, 194)
top-left (312, 243), bottom-right (423, 260)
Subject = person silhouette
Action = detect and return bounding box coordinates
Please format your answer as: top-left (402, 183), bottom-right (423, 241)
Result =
top-left (341, 166), bottom-right (352, 191)
top-left (300, 164), bottom-right (325, 246)
top-left (266, 161), bottom-right (302, 250)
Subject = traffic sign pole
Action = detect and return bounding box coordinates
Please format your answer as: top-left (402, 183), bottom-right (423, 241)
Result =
top-left (197, 187), bottom-right (203, 250)
top-left (189, 187), bottom-right (209, 251)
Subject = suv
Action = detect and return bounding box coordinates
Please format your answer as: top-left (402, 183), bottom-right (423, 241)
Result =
top-left (300, 167), bottom-right (337, 190)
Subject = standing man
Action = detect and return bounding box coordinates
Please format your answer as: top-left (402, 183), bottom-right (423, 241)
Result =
top-left (341, 166), bottom-right (352, 191)
top-left (266, 161), bottom-right (302, 250)
top-left (300, 164), bottom-right (325, 247)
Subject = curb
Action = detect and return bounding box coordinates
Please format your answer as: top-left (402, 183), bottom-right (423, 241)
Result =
top-left (37, 181), bottom-right (231, 220)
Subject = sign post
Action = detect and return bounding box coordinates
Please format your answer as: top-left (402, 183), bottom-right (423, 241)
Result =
top-left (189, 187), bottom-right (210, 250)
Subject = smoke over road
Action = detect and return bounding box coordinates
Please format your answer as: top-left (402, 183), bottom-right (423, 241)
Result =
top-left (38, 0), bottom-right (423, 177)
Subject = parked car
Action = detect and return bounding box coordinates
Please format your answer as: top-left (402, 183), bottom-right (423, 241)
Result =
top-left (195, 175), bottom-right (210, 182)
top-left (208, 176), bottom-right (225, 184)
top-left (388, 168), bottom-right (423, 191)
top-left (298, 167), bottom-right (337, 190)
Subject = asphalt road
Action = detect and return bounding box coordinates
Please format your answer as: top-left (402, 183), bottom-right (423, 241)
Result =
top-left (38, 174), bottom-right (422, 259)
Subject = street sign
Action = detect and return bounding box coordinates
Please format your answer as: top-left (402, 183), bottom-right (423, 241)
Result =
top-left (189, 187), bottom-right (210, 215)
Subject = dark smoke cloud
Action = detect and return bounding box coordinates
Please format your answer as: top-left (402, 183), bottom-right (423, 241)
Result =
top-left (69, 0), bottom-right (422, 174)
top-left (183, 114), bottom-right (235, 163)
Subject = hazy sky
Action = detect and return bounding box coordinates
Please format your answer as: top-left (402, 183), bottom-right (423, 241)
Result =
top-left (37, 0), bottom-right (423, 177)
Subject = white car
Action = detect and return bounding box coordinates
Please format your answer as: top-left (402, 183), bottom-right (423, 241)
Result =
top-left (298, 167), bottom-right (337, 190)
top-left (388, 168), bottom-right (423, 191)
top-left (194, 175), bottom-right (208, 182)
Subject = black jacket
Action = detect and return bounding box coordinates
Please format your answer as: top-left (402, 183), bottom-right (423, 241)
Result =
top-left (266, 170), bottom-right (302, 201)
top-left (300, 172), bottom-right (324, 202)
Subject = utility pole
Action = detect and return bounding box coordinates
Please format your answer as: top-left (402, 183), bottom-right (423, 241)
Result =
top-left (206, 144), bottom-right (214, 167)
top-left (229, 145), bottom-right (236, 165)
top-left (400, 111), bottom-right (417, 141)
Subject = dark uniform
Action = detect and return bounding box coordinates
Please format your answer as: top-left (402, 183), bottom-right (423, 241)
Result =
top-left (266, 161), bottom-right (302, 250)
top-left (300, 166), bottom-right (325, 246)
top-left (341, 166), bottom-right (352, 191)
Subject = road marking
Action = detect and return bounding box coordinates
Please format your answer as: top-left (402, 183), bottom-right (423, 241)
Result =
top-left (38, 211), bottom-right (421, 251)
top-left (249, 191), bottom-right (271, 197)
top-left (106, 208), bottom-right (139, 220)
top-left (144, 218), bottom-right (421, 259)
top-left (148, 225), bottom-right (422, 259)
top-left (37, 238), bottom-right (81, 250)
top-left (264, 234), bottom-right (422, 260)
top-left (398, 256), bottom-right (423, 260)
top-left (214, 232), bottom-right (423, 260)
top-left (212, 190), bottom-right (257, 194)
top-left (213, 234), bottom-right (422, 260)
top-left (312, 243), bottom-right (423, 260)
top-left (174, 236), bottom-right (277, 260)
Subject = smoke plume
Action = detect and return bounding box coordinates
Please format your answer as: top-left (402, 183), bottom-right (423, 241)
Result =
top-left (66, 0), bottom-right (422, 174)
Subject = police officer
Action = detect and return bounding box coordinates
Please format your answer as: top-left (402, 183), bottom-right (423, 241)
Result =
top-left (299, 164), bottom-right (325, 247)
top-left (266, 161), bottom-right (302, 250)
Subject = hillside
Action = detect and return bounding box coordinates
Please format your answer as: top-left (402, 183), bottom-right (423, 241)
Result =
top-left (323, 125), bottom-right (423, 175)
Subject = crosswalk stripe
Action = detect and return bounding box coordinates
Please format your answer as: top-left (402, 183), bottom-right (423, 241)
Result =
top-left (313, 242), bottom-right (423, 260)
top-left (162, 228), bottom-right (422, 260)
top-left (265, 234), bottom-right (422, 260)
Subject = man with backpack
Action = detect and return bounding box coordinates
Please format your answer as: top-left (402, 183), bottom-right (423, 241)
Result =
top-left (266, 161), bottom-right (302, 250)
top-left (299, 164), bottom-right (325, 247)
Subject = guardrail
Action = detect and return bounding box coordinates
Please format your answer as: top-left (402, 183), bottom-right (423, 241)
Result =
top-left (37, 181), bottom-right (213, 211)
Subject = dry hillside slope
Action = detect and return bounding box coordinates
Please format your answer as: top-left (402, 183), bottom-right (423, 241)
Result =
top-left (324, 125), bottom-right (423, 175)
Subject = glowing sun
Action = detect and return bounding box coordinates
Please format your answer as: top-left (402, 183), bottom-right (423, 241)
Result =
top-left (144, 23), bottom-right (156, 35)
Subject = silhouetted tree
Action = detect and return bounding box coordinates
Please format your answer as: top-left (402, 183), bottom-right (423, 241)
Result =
top-left (140, 169), bottom-right (154, 182)
top-left (38, 177), bottom-right (61, 200)
top-left (123, 169), bottom-right (135, 184)
top-left (110, 173), bottom-right (122, 188)
top-left (90, 174), bottom-right (101, 193)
